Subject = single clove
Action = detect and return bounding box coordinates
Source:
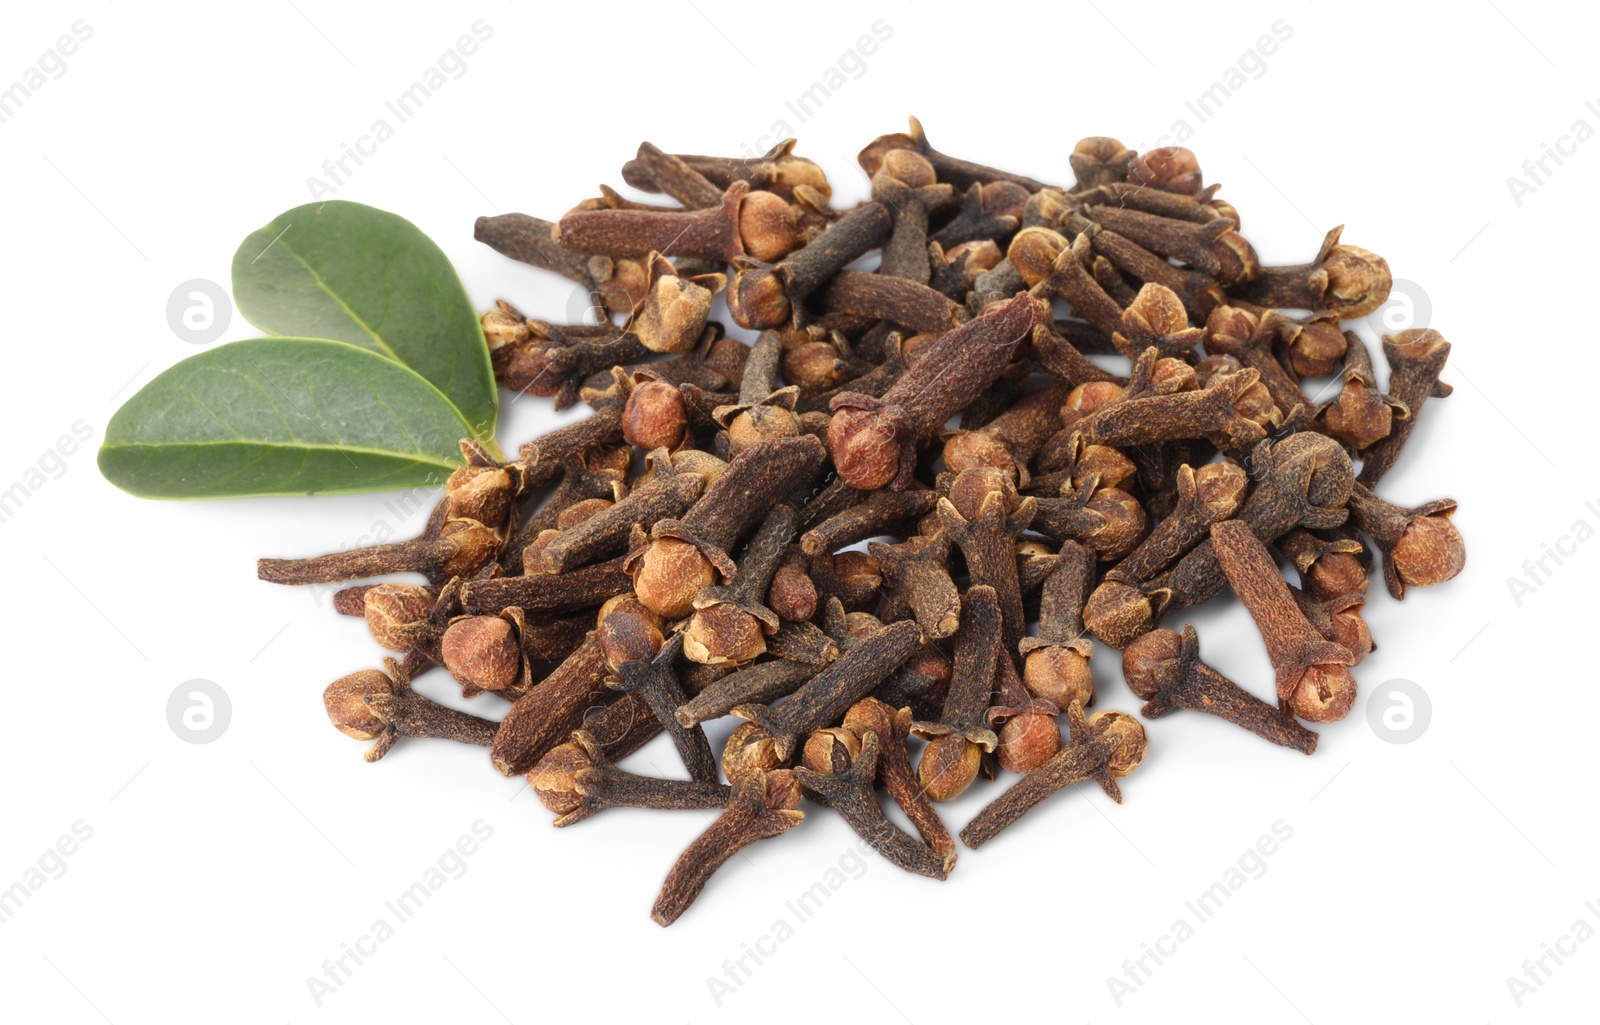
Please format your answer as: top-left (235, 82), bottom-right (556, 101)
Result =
top-left (675, 658), bottom-right (818, 729)
top-left (1347, 482), bottom-right (1465, 600)
top-left (728, 202), bottom-right (893, 329)
top-left (937, 471), bottom-right (1036, 654)
top-left (1123, 626), bottom-right (1318, 753)
top-left (533, 451), bottom-right (711, 574)
top-left (1210, 519), bottom-right (1357, 723)
top-left (794, 732), bottom-right (949, 880)
top-left (558, 181), bottom-right (800, 263)
top-left (1357, 329), bottom-right (1452, 486)
top-left (859, 115), bottom-right (1053, 193)
top-left (871, 150), bottom-right (955, 283)
top-left (258, 519), bottom-right (502, 586)
top-left (988, 649), bottom-right (1062, 774)
top-left (1319, 332), bottom-right (1400, 454)
top-left (325, 656), bottom-right (499, 763)
top-left (842, 697), bottom-right (956, 873)
top-left (828, 292), bottom-right (1042, 490)
top-left (1019, 540), bottom-right (1098, 712)
top-left (959, 701), bottom-right (1146, 850)
top-left (626, 434), bottom-right (826, 618)
top-left (650, 768), bottom-right (805, 926)
top-left (813, 270), bottom-right (968, 334)
top-left (870, 530), bottom-right (961, 640)
top-left (683, 505), bottom-right (798, 665)
top-left (533, 729), bottom-right (730, 828)
top-left (712, 329), bottom-right (800, 454)
top-left (800, 486), bottom-right (938, 556)
top-left (464, 556), bottom-right (633, 616)
top-left (914, 585), bottom-right (1003, 802)
top-left (732, 619), bottom-right (922, 760)
top-left (1228, 225), bottom-right (1392, 319)
top-left (497, 320), bottom-right (652, 410)
top-left (607, 634), bottom-right (718, 783)
top-left (490, 632), bottom-right (612, 776)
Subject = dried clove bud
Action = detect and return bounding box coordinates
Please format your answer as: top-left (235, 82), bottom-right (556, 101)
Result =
top-left (1319, 333), bottom-right (1399, 453)
top-left (842, 698), bottom-right (956, 872)
top-left (490, 633), bottom-right (611, 776)
top-left (536, 451), bottom-right (711, 574)
top-left (1087, 205), bottom-right (1256, 285)
top-left (651, 769), bottom-right (804, 926)
top-left (1278, 528), bottom-right (1370, 601)
top-left (1019, 540), bottom-right (1097, 711)
top-left (828, 293), bottom-right (1043, 489)
top-left (607, 634), bottom-right (717, 782)
top-left (914, 586), bottom-right (1003, 802)
top-left (942, 383), bottom-right (1069, 483)
top-left (626, 434), bottom-right (825, 618)
top-left (814, 270), bottom-right (968, 334)
top-left (1011, 227), bottom-right (1127, 341)
top-left (732, 619), bottom-right (922, 761)
top-left (683, 505), bottom-right (798, 665)
top-left (871, 530), bottom-right (960, 640)
top-left (768, 548), bottom-right (818, 622)
top-left (989, 651), bottom-right (1062, 774)
top-left (1070, 136), bottom-right (1137, 192)
top-left (439, 615), bottom-right (523, 692)
top-left (596, 593), bottom-right (666, 672)
top-left (558, 181), bottom-right (799, 264)
top-left (713, 329), bottom-right (800, 455)
top-left (932, 182), bottom-right (1028, 249)
top-left (1281, 314), bottom-right (1347, 379)
top-left (1292, 585), bottom-right (1374, 665)
top-left (960, 701), bottom-right (1146, 849)
top-left (258, 519), bottom-right (502, 586)
top-left (801, 486), bottom-right (938, 556)
top-left (1211, 520), bottom-right (1357, 723)
top-left (721, 721), bottom-right (793, 781)
top-left (1347, 482), bottom-right (1465, 600)
top-left (807, 549), bottom-right (881, 613)
top-left (938, 471), bottom-right (1037, 652)
top-left (325, 657), bottom-right (499, 763)
top-left (871, 149), bottom-right (955, 283)
top-left (464, 556), bottom-right (633, 617)
top-left (728, 202), bottom-right (893, 330)
top-left (1127, 145), bottom-right (1203, 195)
top-left (362, 583), bottom-right (436, 652)
top-left (1076, 359), bottom-right (1269, 450)
top-left (860, 115), bottom-right (1053, 193)
top-left (535, 730), bottom-right (730, 828)
top-left (1124, 627), bottom-right (1318, 753)
top-left (795, 732), bottom-right (950, 880)
top-left (1357, 329), bottom-right (1452, 486)
top-left (1229, 225), bottom-right (1392, 319)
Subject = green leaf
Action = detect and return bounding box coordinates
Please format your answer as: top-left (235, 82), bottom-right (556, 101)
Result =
top-left (231, 200), bottom-right (498, 445)
top-left (99, 338), bottom-right (471, 499)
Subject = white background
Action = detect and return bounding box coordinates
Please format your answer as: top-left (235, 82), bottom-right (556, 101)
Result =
top-left (0, 1), bottom-right (1591, 1022)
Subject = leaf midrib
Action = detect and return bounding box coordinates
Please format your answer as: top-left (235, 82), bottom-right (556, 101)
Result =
top-left (99, 437), bottom-right (460, 469)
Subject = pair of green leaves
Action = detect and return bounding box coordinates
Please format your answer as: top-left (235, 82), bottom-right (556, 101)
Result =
top-left (99, 201), bottom-right (498, 498)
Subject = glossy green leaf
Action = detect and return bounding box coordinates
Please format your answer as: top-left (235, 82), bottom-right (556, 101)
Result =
top-left (99, 338), bottom-right (470, 499)
top-left (231, 200), bottom-right (498, 443)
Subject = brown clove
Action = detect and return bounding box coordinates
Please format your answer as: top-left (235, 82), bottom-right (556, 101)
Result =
top-left (1123, 626), bottom-right (1318, 753)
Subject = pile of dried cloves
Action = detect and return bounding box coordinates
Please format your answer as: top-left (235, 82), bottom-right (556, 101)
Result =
top-left (263, 119), bottom-right (1465, 926)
